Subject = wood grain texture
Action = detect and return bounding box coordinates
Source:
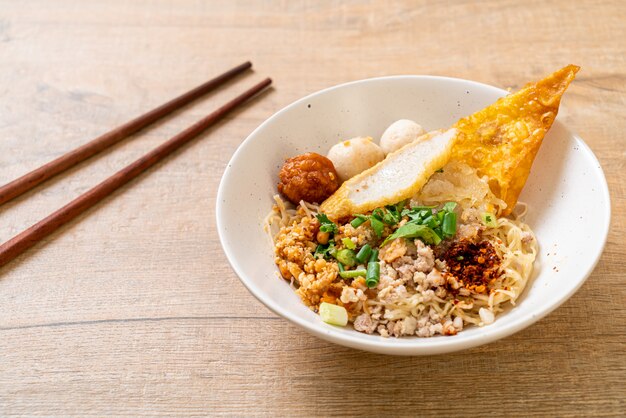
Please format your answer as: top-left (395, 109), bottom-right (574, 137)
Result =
top-left (0, 0), bottom-right (624, 416)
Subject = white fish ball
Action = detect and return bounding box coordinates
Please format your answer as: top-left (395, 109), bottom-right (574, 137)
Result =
top-left (327, 136), bottom-right (385, 182)
top-left (380, 119), bottom-right (426, 155)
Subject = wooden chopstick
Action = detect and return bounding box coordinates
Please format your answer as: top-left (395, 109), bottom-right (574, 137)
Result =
top-left (0, 77), bottom-right (272, 268)
top-left (0, 61), bottom-right (252, 207)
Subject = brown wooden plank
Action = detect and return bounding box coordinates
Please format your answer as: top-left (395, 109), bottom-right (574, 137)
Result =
top-left (0, 0), bottom-right (624, 416)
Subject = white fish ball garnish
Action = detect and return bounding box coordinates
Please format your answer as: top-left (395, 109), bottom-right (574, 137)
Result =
top-left (479, 307), bottom-right (495, 325)
top-left (380, 119), bottom-right (426, 155)
top-left (327, 136), bottom-right (385, 182)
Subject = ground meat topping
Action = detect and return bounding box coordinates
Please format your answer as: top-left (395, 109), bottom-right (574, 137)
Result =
top-left (442, 240), bottom-right (501, 294)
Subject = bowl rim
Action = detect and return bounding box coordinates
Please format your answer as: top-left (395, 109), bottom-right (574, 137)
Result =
top-left (216, 75), bottom-right (611, 355)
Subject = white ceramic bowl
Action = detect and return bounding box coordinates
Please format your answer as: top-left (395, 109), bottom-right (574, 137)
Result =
top-left (217, 76), bottom-right (610, 355)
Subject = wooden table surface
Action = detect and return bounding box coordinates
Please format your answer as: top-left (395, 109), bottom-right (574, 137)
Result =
top-left (1, 1), bottom-right (624, 416)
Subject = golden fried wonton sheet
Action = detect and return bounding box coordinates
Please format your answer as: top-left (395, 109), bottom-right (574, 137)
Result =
top-left (452, 64), bottom-right (579, 215)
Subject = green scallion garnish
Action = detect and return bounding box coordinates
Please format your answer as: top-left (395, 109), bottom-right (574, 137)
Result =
top-left (342, 237), bottom-right (356, 250)
top-left (366, 261), bottom-right (380, 288)
top-left (355, 244), bottom-right (372, 264)
top-left (369, 216), bottom-right (384, 237)
top-left (442, 212), bottom-right (457, 237)
top-left (422, 215), bottom-right (439, 229)
top-left (339, 269), bottom-right (367, 279)
top-left (335, 249), bottom-right (357, 267)
top-left (350, 214), bottom-right (368, 228)
top-left (371, 208), bottom-right (384, 219)
top-left (369, 249), bottom-right (379, 262)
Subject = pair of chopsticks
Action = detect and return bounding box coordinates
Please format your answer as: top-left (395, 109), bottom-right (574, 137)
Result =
top-left (0, 62), bottom-right (271, 268)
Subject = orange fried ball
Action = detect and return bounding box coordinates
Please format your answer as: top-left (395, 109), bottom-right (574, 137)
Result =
top-left (277, 152), bottom-right (339, 204)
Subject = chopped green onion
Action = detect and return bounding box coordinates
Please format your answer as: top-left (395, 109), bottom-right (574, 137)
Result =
top-left (350, 215), bottom-right (368, 228)
top-left (342, 237), bottom-right (356, 250)
top-left (369, 216), bottom-right (384, 237)
top-left (319, 302), bottom-right (348, 326)
top-left (335, 249), bottom-right (357, 267)
top-left (316, 213), bottom-right (338, 234)
top-left (350, 211), bottom-right (389, 236)
top-left (355, 244), bottom-right (372, 263)
top-left (421, 215), bottom-right (439, 229)
top-left (442, 212), bottom-right (457, 237)
top-left (338, 262), bottom-right (345, 272)
top-left (339, 269), bottom-right (367, 279)
top-left (481, 212), bottom-right (498, 227)
top-left (436, 210), bottom-right (445, 223)
top-left (442, 202), bottom-right (458, 212)
top-left (365, 279), bottom-right (377, 288)
top-left (369, 249), bottom-right (379, 262)
top-left (371, 208), bottom-right (384, 219)
top-left (366, 261), bottom-right (380, 288)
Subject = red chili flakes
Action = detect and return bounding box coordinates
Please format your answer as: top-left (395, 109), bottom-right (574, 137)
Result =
top-left (442, 240), bottom-right (502, 294)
